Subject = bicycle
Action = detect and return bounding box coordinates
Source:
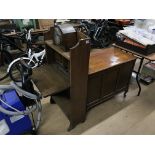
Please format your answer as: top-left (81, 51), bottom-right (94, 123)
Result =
top-left (2, 28), bottom-right (46, 82)
top-left (78, 19), bottom-right (120, 48)
top-left (0, 29), bottom-right (28, 81)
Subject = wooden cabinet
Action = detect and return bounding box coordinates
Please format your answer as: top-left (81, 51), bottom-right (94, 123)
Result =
top-left (87, 72), bottom-right (102, 104)
top-left (87, 48), bottom-right (136, 109)
top-left (116, 61), bottom-right (135, 91)
top-left (101, 66), bottom-right (118, 97)
top-left (33, 33), bottom-right (90, 130)
top-left (32, 38), bottom-right (136, 130)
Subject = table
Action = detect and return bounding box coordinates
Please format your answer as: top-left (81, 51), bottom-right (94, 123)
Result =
top-left (3, 29), bottom-right (49, 50)
top-left (113, 43), bottom-right (155, 96)
top-left (3, 28), bottom-right (49, 37)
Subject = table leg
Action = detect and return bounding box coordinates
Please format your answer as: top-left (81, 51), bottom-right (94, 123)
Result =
top-left (50, 96), bottom-right (56, 104)
top-left (136, 57), bottom-right (144, 96)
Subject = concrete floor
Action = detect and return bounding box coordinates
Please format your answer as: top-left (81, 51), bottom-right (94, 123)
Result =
top-left (1, 60), bottom-right (155, 135)
top-left (38, 80), bottom-right (155, 135)
top-left (83, 82), bottom-right (155, 135)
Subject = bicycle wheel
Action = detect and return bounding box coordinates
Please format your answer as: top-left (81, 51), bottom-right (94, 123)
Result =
top-left (8, 58), bottom-right (35, 82)
top-left (0, 50), bottom-right (12, 81)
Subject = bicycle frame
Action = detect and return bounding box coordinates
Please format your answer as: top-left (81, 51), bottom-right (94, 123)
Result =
top-left (4, 28), bottom-right (46, 83)
top-left (27, 49), bottom-right (46, 67)
top-left (7, 49), bottom-right (46, 72)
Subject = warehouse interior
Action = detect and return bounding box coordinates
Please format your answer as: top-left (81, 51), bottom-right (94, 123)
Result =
top-left (1, 19), bottom-right (155, 135)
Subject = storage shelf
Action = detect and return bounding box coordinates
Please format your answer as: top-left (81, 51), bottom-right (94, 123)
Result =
top-left (45, 40), bottom-right (70, 60)
top-left (32, 64), bottom-right (70, 97)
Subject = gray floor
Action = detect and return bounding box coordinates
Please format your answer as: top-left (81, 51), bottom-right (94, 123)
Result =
top-left (38, 79), bottom-right (155, 135)
top-left (1, 60), bottom-right (155, 135)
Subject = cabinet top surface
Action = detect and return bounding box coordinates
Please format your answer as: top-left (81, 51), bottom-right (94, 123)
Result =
top-left (89, 47), bottom-right (136, 74)
top-left (45, 40), bottom-right (136, 74)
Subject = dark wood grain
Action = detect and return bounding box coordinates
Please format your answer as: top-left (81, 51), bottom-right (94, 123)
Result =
top-left (69, 39), bottom-right (90, 128)
top-left (32, 64), bottom-right (70, 97)
top-left (89, 47), bottom-right (136, 74)
top-left (87, 47), bottom-right (136, 107)
top-left (45, 41), bottom-right (136, 74)
top-left (45, 40), bottom-right (70, 60)
top-left (87, 59), bottom-right (136, 108)
top-left (34, 34), bottom-right (136, 130)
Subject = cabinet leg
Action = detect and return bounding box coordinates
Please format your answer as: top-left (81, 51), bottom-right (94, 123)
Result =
top-left (124, 90), bottom-right (128, 98)
top-left (50, 96), bottom-right (56, 104)
top-left (67, 122), bottom-right (76, 131)
top-left (81, 116), bottom-right (86, 123)
top-left (67, 116), bottom-right (86, 131)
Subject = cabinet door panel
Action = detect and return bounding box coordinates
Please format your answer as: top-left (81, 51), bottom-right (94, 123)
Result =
top-left (116, 61), bottom-right (134, 90)
top-left (101, 67), bottom-right (119, 97)
top-left (87, 72), bottom-right (102, 104)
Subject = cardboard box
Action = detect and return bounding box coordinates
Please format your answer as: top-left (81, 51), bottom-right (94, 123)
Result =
top-left (141, 63), bottom-right (155, 79)
top-left (38, 19), bottom-right (54, 29)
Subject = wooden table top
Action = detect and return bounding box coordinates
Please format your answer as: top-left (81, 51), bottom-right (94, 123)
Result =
top-left (89, 47), bottom-right (136, 74)
top-left (45, 40), bottom-right (136, 74)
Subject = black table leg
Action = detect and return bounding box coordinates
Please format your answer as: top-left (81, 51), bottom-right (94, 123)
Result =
top-left (50, 96), bottom-right (56, 104)
top-left (136, 57), bottom-right (144, 96)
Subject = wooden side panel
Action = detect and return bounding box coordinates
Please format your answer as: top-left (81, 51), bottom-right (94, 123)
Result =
top-left (70, 39), bottom-right (90, 126)
top-left (116, 60), bottom-right (136, 91)
top-left (44, 27), bottom-right (53, 41)
top-left (46, 45), bottom-right (55, 64)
